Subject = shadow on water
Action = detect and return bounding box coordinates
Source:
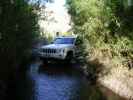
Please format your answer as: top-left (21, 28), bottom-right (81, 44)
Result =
top-left (39, 63), bottom-right (82, 77)
top-left (15, 70), bottom-right (35, 100)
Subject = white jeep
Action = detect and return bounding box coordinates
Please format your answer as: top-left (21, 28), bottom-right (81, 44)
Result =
top-left (38, 36), bottom-right (77, 62)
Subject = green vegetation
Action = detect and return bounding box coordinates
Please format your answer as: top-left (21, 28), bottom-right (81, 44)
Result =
top-left (67, 0), bottom-right (133, 69)
top-left (0, 0), bottom-right (39, 96)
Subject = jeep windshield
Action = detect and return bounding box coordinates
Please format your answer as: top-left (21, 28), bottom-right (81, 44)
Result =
top-left (53, 38), bottom-right (75, 44)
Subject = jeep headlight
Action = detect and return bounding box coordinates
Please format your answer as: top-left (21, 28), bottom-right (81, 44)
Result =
top-left (57, 49), bottom-right (62, 53)
top-left (57, 48), bottom-right (67, 53)
top-left (63, 48), bottom-right (67, 53)
top-left (63, 49), bottom-right (66, 53)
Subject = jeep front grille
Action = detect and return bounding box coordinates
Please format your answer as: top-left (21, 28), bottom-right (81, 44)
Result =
top-left (42, 49), bottom-right (56, 53)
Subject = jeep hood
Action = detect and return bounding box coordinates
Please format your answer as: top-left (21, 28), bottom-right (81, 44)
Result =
top-left (41, 44), bottom-right (73, 49)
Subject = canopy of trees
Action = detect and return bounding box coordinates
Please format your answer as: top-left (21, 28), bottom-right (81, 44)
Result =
top-left (67, 0), bottom-right (133, 59)
top-left (0, 0), bottom-right (39, 81)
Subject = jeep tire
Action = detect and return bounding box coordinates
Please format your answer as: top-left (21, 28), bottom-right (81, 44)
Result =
top-left (65, 52), bottom-right (73, 63)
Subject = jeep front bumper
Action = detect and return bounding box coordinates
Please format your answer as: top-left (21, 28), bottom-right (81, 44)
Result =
top-left (38, 52), bottom-right (66, 60)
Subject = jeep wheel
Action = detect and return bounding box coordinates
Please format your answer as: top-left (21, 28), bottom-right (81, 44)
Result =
top-left (65, 52), bottom-right (73, 63)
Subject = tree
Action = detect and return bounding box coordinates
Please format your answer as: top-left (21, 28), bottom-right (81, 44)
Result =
top-left (0, 0), bottom-right (39, 86)
top-left (67, 0), bottom-right (133, 68)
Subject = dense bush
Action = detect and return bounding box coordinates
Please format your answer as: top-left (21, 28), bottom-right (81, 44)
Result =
top-left (67, 0), bottom-right (133, 63)
top-left (0, 0), bottom-right (39, 82)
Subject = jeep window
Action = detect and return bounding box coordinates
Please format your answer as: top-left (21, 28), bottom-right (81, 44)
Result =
top-left (53, 38), bottom-right (75, 44)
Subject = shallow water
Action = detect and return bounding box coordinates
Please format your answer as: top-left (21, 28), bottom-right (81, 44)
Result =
top-left (15, 62), bottom-right (93, 100)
